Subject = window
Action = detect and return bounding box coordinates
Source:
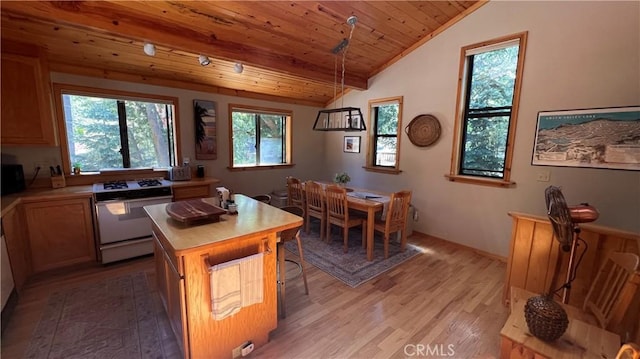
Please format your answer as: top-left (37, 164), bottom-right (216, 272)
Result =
top-left (54, 84), bottom-right (179, 173)
top-left (229, 104), bottom-right (292, 169)
top-left (449, 32), bottom-right (527, 186)
top-left (366, 96), bottom-right (403, 173)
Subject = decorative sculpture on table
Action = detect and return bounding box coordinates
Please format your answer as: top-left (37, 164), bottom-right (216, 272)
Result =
top-left (524, 185), bottom-right (599, 341)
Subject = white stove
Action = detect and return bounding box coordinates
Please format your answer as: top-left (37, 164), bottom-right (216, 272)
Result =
top-left (93, 178), bottom-right (173, 263)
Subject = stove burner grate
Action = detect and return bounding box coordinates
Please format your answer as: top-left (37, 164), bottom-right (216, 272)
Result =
top-left (103, 180), bottom-right (128, 190)
top-left (138, 179), bottom-right (163, 187)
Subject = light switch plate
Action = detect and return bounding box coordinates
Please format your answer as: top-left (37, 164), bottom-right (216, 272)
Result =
top-left (536, 170), bottom-right (550, 182)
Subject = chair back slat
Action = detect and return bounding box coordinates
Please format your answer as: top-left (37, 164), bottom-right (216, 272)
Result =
top-left (384, 190), bottom-right (412, 234)
top-left (325, 185), bottom-right (348, 221)
top-left (584, 251), bottom-right (640, 329)
top-left (286, 176), bottom-right (304, 207)
top-left (304, 181), bottom-right (325, 212)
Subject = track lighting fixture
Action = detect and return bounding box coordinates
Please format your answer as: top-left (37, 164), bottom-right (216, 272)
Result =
top-left (143, 42), bottom-right (156, 57)
top-left (198, 55), bottom-right (211, 66)
top-left (233, 63), bottom-right (244, 74)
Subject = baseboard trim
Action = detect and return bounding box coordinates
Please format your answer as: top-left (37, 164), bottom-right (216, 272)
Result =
top-left (410, 230), bottom-right (507, 263)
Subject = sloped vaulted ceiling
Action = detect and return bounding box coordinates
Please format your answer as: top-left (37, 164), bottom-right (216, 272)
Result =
top-left (1, 1), bottom-right (484, 107)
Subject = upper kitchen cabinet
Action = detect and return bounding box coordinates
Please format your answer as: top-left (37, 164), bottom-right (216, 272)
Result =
top-left (1, 40), bottom-right (57, 146)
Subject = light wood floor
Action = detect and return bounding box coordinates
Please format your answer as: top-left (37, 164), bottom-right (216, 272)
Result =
top-left (1, 234), bottom-right (508, 358)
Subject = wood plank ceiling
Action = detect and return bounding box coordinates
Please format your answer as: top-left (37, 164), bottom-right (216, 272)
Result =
top-left (0, 1), bottom-right (484, 107)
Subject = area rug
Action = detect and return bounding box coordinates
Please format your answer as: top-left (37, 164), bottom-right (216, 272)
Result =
top-left (24, 272), bottom-right (169, 359)
top-left (285, 222), bottom-right (420, 288)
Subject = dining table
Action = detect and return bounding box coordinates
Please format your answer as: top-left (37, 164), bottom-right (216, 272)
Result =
top-left (307, 181), bottom-right (391, 261)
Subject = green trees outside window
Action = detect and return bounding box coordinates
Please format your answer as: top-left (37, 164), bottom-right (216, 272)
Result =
top-left (61, 93), bottom-right (175, 172)
top-left (230, 105), bottom-right (291, 168)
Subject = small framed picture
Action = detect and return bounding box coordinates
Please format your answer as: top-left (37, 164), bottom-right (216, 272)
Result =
top-left (343, 136), bottom-right (360, 153)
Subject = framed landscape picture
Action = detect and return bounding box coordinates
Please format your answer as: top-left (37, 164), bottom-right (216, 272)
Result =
top-left (194, 100), bottom-right (217, 160)
top-left (343, 136), bottom-right (360, 153)
top-left (532, 106), bottom-right (640, 170)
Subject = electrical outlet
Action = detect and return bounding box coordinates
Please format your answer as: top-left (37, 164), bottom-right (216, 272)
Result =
top-left (413, 209), bottom-right (419, 221)
top-left (34, 161), bottom-right (47, 173)
top-left (536, 170), bottom-right (550, 182)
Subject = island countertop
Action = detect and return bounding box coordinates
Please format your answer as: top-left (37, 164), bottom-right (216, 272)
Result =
top-left (144, 194), bottom-right (303, 254)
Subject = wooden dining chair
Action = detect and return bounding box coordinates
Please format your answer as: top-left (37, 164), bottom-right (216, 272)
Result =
top-left (582, 251), bottom-right (639, 330)
top-left (373, 190), bottom-right (412, 259)
top-left (286, 176), bottom-right (304, 208)
top-left (325, 185), bottom-right (366, 253)
top-left (277, 205), bottom-right (309, 318)
top-left (303, 180), bottom-right (326, 241)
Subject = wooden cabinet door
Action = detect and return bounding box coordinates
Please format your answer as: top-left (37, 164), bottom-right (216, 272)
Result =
top-left (2, 206), bottom-right (31, 292)
top-left (172, 185), bottom-right (211, 201)
top-left (23, 198), bottom-right (96, 272)
top-left (1, 52), bottom-right (56, 146)
top-left (153, 233), bottom-right (187, 356)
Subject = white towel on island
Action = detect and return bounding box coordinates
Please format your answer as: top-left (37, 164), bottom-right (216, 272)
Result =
top-left (209, 252), bottom-right (264, 320)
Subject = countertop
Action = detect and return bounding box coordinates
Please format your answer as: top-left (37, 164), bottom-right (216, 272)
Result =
top-left (0, 177), bottom-right (220, 217)
top-left (144, 194), bottom-right (303, 254)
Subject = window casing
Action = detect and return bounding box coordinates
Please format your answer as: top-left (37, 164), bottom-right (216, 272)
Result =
top-left (228, 104), bottom-right (292, 169)
top-left (53, 84), bottom-right (180, 174)
top-left (366, 96), bottom-right (403, 174)
top-left (449, 32), bottom-right (527, 187)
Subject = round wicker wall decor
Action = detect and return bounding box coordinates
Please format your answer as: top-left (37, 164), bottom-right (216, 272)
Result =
top-left (405, 114), bottom-right (441, 147)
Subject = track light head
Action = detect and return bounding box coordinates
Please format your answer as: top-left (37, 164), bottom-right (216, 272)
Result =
top-left (198, 55), bottom-right (211, 66)
top-left (234, 63), bottom-right (244, 74)
top-left (143, 42), bottom-right (156, 56)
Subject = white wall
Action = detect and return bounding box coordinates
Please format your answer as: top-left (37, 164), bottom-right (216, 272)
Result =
top-left (324, 1), bottom-right (640, 257)
top-left (3, 1), bottom-right (638, 258)
top-left (2, 73), bottom-right (326, 197)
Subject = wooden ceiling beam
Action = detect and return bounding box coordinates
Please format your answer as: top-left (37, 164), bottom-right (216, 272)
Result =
top-left (0, 1), bottom-right (369, 90)
top-left (48, 62), bottom-right (326, 108)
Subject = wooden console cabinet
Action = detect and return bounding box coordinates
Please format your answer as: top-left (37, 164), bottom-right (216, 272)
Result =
top-left (23, 197), bottom-right (96, 273)
top-left (503, 212), bottom-right (640, 342)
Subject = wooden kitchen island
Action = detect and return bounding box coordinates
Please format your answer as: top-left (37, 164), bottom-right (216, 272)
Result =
top-left (144, 195), bottom-right (303, 359)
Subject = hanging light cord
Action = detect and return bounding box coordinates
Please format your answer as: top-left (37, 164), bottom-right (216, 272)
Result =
top-left (340, 21), bottom-right (356, 109)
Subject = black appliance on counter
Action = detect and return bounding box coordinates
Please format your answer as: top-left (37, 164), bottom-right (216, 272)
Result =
top-left (1, 164), bottom-right (25, 196)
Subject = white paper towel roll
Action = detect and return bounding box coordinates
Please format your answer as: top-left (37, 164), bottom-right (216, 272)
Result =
top-left (216, 187), bottom-right (229, 207)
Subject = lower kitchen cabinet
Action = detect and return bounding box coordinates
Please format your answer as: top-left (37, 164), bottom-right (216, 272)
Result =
top-left (153, 233), bottom-right (187, 354)
top-left (172, 184), bottom-right (211, 201)
top-left (23, 197), bottom-right (96, 273)
top-left (2, 206), bottom-right (31, 292)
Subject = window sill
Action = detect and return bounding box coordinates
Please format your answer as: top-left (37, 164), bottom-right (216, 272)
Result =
top-left (227, 164), bottom-right (295, 172)
top-left (363, 166), bottom-right (402, 175)
top-left (445, 174), bottom-right (515, 188)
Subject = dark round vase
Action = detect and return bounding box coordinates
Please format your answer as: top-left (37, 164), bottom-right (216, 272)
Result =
top-left (524, 295), bottom-right (569, 342)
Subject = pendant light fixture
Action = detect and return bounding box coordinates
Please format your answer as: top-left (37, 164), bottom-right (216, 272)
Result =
top-left (313, 15), bottom-right (365, 132)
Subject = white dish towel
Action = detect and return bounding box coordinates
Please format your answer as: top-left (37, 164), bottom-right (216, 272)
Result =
top-left (209, 252), bottom-right (264, 320)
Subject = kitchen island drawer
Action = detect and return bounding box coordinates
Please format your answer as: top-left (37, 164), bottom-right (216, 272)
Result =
top-left (172, 185), bottom-right (210, 201)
